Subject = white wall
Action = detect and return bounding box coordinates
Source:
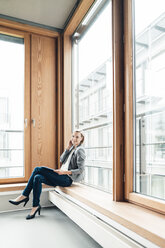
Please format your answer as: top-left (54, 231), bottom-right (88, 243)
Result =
top-left (0, 188), bottom-right (54, 213)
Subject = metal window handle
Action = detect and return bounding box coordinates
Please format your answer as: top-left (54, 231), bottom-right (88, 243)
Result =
top-left (24, 118), bottom-right (28, 128)
top-left (32, 119), bottom-right (35, 127)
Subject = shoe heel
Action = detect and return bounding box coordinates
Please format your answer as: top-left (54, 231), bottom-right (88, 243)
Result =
top-left (23, 199), bottom-right (28, 207)
top-left (38, 209), bottom-right (41, 215)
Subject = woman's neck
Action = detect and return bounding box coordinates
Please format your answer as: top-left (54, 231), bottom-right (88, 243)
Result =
top-left (73, 144), bottom-right (80, 148)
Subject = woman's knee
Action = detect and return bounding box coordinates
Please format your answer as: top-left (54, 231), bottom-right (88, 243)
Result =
top-left (33, 174), bottom-right (42, 183)
top-left (33, 166), bottom-right (42, 173)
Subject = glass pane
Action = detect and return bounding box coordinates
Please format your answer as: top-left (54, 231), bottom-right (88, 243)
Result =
top-left (0, 34), bottom-right (24, 179)
top-left (134, 0), bottom-right (165, 200)
top-left (72, 0), bottom-right (113, 193)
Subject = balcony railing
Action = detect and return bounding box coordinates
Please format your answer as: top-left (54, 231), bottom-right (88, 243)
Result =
top-left (0, 129), bottom-right (24, 178)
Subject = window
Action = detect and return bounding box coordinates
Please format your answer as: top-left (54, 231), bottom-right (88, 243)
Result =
top-left (133, 0), bottom-right (165, 201)
top-left (0, 33), bottom-right (25, 179)
top-left (72, 0), bottom-right (113, 192)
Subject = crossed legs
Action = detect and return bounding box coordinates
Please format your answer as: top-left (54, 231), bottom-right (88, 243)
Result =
top-left (11, 166), bottom-right (73, 217)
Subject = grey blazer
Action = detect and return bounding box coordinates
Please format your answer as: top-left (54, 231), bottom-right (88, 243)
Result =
top-left (60, 144), bottom-right (86, 182)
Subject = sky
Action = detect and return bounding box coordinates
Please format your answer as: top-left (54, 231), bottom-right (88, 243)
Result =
top-left (135, 0), bottom-right (165, 34)
top-left (78, 1), bottom-right (112, 81)
top-left (0, 40), bottom-right (24, 130)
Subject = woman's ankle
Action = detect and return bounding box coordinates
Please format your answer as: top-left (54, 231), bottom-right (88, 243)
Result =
top-left (22, 194), bottom-right (27, 198)
top-left (16, 195), bottom-right (27, 201)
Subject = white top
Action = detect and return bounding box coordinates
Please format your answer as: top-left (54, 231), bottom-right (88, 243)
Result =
top-left (60, 148), bottom-right (75, 171)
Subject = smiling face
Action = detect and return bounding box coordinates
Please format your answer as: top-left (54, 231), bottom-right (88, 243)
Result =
top-left (71, 131), bottom-right (83, 147)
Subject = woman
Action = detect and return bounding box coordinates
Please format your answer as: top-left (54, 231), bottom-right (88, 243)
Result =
top-left (9, 130), bottom-right (85, 220)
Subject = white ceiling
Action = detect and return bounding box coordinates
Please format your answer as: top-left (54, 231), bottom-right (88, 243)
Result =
top-left (0, 0), bottom-right (78, 30)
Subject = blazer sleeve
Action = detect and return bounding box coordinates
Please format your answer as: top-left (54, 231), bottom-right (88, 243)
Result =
top-left (60, 149), bottom-right (70, 163)
top-left (70, 148), bottom-right (86, 176)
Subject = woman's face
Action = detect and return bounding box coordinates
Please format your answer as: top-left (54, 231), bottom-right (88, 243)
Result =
top-left (71, 132), bottom-right (83, 147)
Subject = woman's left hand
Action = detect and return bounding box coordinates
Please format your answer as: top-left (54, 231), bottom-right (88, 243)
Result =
top-left (56, 170), bottom-right (65, 175)
top-left (55, 170), bottom-right (72, 175)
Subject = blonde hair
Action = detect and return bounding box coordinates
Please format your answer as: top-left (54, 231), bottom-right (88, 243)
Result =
top-left (74, 130), bottom-right (85, 144)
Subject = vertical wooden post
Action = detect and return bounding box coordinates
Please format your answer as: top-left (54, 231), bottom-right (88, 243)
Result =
top-left (124, 0), bottom-right (134, 200)
top-left (57, 35), bottom-right (63, 168)
top-left (63, 34), bottom-right (72, 148)
top-left (31, 35), bottom-right (56, 170)
top-left (112, 0), bottom-right (124, 201)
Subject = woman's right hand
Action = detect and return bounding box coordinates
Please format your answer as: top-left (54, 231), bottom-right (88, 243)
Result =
top-left (66, 139), bottom-right (72, 150)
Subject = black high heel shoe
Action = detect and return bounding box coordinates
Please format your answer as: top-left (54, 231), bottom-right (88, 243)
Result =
top-left (9, 196), bottom-right (29, 207)
top-left (26, 205), bottom-right (41, 220)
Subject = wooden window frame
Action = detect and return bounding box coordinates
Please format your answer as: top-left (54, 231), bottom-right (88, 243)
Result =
top-left (124, 0), bottom-right (165, 214)
top-left (63, 0), bottom-right (165, 214)
top-left (63, 0), bottom-right (124, 201)
top-left (0, 27), bottom-right (31, 184)
top-left (112, 0), bottom-right (124, 201)
top-left (63, 0), bottom-right (95, 148)
top-left (0, 18), bottom-right (59, 38)
top-left (0, 24), bottom-right (60, 184)
top-left (0, 0), bottom-right (163, 215)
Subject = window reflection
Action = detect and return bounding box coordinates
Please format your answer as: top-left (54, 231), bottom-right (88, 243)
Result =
top-left (134, 0), bottom-right (165, 200)
top-left (72, 0), bottom-right (112, 192)
top-left (0, 35), bottom-right (24, 178)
